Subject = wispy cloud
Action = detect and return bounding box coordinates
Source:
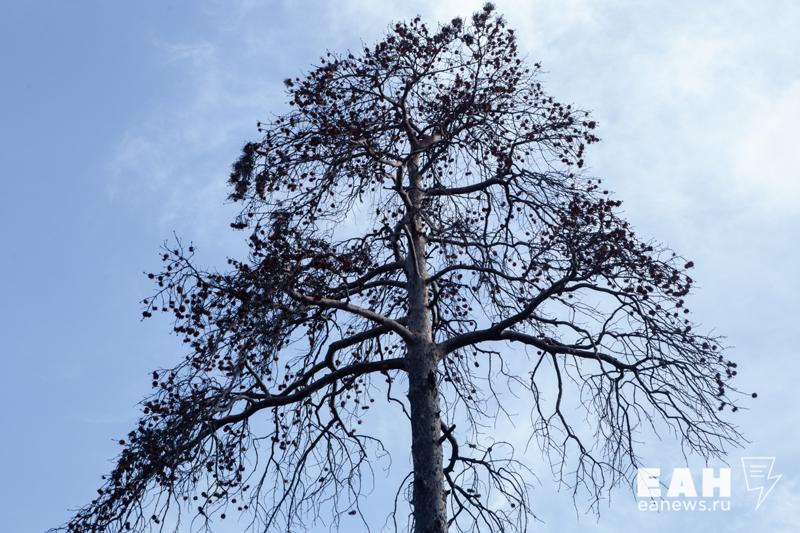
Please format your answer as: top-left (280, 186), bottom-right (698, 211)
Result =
top-left (98, 2), bottom-right (799, 528)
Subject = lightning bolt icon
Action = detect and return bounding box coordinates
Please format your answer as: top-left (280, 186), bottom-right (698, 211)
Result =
top-left (741, 457), bottom-right (781, 510)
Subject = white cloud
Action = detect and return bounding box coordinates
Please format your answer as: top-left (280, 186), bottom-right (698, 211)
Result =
top-left (99, 2), bottom-right (800, 529)
top-left (730, 81), bottom-right (800, 211)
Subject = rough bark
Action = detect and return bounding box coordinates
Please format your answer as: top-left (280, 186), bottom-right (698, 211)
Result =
top-left (408, 342), bottom-right (446, 533)
top-left (406, 150), bottom-right (446, 533)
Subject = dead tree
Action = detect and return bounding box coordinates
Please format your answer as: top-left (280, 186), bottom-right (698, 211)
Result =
top-left (60, 5), bottom-right (747, 532)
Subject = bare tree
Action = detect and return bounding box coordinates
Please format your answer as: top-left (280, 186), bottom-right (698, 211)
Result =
top-left (59, 5), bottom-right (747, 533)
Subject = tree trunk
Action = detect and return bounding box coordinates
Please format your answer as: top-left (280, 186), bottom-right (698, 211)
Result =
top-left (404, 149), bottom-right (447, 532)
top-left (408, 343), bottom-right (446, 533)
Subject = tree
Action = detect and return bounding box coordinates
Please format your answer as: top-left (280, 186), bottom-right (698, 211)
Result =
top-left (60, 5), bottom-right (747, 533)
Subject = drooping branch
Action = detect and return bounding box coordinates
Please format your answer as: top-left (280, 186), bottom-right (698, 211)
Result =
top-left (59, 5), bottom-right (748, 533)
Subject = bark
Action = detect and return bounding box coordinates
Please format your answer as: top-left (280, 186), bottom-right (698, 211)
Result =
top-left (408, 342), bottom-right (446, 533)
top-left (405, 150), bottom-right (447, 533)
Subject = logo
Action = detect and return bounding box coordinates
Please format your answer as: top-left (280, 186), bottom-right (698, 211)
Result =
top-left (635, 456), bottom-right (782, 512)
top-left (741, 457), bottom-right (781, 510)
top-left (636, 467), bottom-right (731, 512)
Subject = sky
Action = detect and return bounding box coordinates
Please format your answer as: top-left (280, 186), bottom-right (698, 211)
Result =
top-left (0, 0), bottom-right (798, 531)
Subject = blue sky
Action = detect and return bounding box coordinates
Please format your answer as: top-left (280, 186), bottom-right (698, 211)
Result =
top-left (1, 1), bottom-right (798, 531)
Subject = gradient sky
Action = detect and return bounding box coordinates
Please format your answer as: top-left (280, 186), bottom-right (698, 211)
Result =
top-left (1, 1), bottom-right (798, 531)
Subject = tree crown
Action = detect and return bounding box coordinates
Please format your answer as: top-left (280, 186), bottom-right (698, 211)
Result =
top-left (61, 5), bottom-right (745, 532)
